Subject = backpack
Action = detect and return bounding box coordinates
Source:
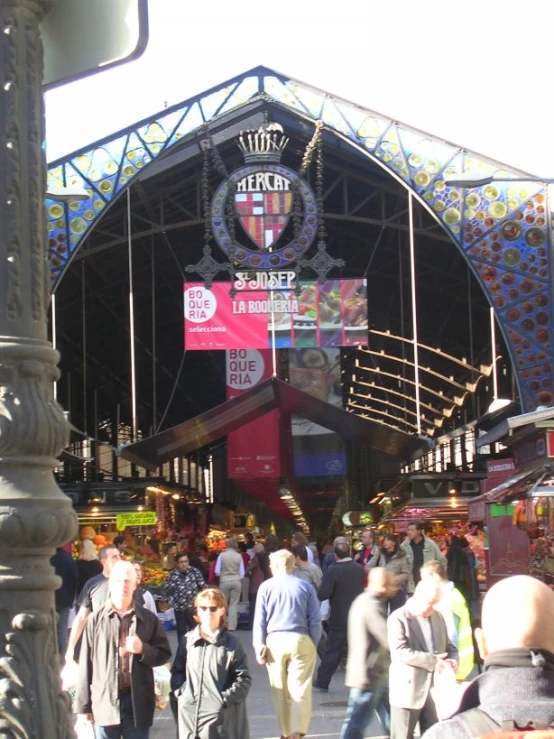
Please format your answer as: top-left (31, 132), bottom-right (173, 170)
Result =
top-left (457, 707), bottom-right (554, 735)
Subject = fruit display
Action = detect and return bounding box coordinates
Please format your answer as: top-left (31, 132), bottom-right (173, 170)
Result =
top-left (141, 565), bottom-right (166, 588)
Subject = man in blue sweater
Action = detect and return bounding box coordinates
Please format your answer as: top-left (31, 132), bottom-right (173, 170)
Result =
top-left (253, 549), bottom-right (322, 739)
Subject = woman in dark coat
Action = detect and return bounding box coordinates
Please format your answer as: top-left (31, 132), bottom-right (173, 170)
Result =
top-left (246, 543), bottom-right (270, 628)
top-left (174, 587), bottom-right (251, 738)
top-left (447, 534), bottom-right (471, 603)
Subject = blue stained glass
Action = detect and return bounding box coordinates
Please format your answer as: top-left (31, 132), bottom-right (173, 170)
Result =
top-left (371, 124), bottom-right (410, 184)
top-left (166, 103), bottom-right (204, 147)
top-left (200, 85), bottom-right (239, 121)
top-left (285, 82), bottom-right (325, 119)
top-left (356, 115), bottom-right (390, 153)
top-left (217, 76), bottom-right (259, 116)
top-left (334, 103), bottom-right (372, 142)
top-left (321, 99), bottom-right (355, 137)
top-left (263, 75), bottom-right (304, 109)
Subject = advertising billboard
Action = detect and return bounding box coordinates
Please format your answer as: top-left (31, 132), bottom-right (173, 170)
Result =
top-left (225, 349), bottom-right (281, 479)
top-left (184, 274), bottom-right (368, 350)
top-left (289, 348), bottom-right (346, 477)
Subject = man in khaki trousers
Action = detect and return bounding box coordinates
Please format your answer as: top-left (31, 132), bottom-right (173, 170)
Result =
top-left (253, 549), bottom-right (322, 739)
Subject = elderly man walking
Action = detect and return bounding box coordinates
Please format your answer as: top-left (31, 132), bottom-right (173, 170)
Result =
top-left (388, 579), bottom-right (458, 739)
top-left (253, 549), bottom-right (322, 739)
top-left (75, 560), bottom-right (171, 738)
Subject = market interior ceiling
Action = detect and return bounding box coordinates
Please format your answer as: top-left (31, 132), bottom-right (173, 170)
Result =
top-left (52, 99), bottom-right (513, 486)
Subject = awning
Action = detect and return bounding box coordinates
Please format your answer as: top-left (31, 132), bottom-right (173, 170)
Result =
top-left (119, 377), bottom-right (432, 470)
top-left (469, 462), bottom-right (554, 507)
top-left (477, 407), bottom-right (554, 449)
top-left (384, 498), bottom-right (469, 521)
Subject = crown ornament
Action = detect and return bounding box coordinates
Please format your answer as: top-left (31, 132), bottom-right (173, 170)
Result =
top-left (238, 122), bottom-right (289, 164)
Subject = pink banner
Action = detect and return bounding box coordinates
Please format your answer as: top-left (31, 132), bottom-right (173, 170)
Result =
top-left (226, 349), bottom-right (281, 479)
top-left (184, 278), bottom-right (368, 350)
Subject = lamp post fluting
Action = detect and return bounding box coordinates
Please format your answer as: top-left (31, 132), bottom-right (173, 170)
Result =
top-left (0, 1), bottom-right (78, 736)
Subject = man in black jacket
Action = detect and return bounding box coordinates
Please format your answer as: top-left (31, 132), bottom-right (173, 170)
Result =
top-left (75, 560), bottom-right (171, 738)
top-left (313, 541), bottom-right (365, 691)
top-left (51, 544), bottom-right (78, 655)
top-left (421, 575), bottom-right (554, 738)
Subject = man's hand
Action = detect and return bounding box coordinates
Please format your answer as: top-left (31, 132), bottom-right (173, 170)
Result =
top-left (125, 635), bottom-right (144, 655)
top-left (76, 713), bottom-right (93, 723)
top-left (445, 658), bottom-right (458, 672)
top-left (256, 645), bottom-right (267, 666)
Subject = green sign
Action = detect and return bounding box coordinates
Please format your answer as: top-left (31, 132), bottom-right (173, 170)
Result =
top-left (489, 503), bottom-right (516, 518)
top-left (116, 511), bottom-right (157, 531)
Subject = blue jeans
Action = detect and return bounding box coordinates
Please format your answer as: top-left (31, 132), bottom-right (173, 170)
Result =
top-left (94, 693), bottom-right (149, 739)
top-left (56, 607), bottom-right (70, 655)
top-left (339, 685), bottom-right (390, 739)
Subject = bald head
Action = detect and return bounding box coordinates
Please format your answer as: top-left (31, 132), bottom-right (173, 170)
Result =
top-left (367, 566), bottom-right (398, 598)
top-left (479, 575), bottom-right (554, 655)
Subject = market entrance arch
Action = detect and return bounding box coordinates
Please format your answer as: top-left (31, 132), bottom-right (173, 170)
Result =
top-left (47, 66), bottom-right (553, 413)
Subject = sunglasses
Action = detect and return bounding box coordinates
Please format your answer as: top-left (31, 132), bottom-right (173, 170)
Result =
top-left (198, 605), bottom-right (218, 612)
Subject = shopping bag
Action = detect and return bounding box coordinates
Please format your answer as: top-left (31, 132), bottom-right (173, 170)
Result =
top-left (74, 714), bottom-right (95, 739)
top-left (61, 658), bottom-right (79, 707)
top-left (320, 599), bottom-right (330, 621)
top-left (154, 664), bottom-right (172, 711)
top-left (431, 663), bottom-right (462, 720)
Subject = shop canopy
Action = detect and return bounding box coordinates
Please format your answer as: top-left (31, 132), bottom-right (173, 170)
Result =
top-left (477, 407), bottom-right (554, 449)
top-left (468, 462), bottom-right (554, 515)
top-left (383, 498), bottom-right (470, 523)
top-left (119, 376), bottom-right (431, 470)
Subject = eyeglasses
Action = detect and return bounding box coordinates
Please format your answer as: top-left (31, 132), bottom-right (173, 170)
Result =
top-left (198, 605), bottom-right (218, 612)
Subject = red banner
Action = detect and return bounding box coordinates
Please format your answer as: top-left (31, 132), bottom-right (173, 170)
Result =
top-left (226, 349), bottom-right (281, 479)
top-left (184, 277), bottom-right (368, 350)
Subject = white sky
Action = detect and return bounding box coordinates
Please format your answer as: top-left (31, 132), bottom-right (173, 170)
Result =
top-left (45, 0), bottom-right (554, 176)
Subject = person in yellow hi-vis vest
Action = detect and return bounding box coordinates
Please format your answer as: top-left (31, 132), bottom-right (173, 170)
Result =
top-left (420, 559), bottom-right (475, 681)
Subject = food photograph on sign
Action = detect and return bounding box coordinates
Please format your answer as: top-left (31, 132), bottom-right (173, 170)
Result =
top-left (183, 274), bottom-right (368, 350)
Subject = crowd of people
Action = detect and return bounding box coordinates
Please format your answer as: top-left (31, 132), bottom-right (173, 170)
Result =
top-left (53, 523), bottom-right (554, 738)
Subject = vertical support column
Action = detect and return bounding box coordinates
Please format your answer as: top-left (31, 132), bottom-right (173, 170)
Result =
top-left (408, 192), bottom-right (422, 435)
top-left (0, 1), bottom-right (78, 736)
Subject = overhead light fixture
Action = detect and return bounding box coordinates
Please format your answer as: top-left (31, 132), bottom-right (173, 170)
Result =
top-left (486, 398), bottom-right (512, 415)
top-left (46, 184), bottom-right (89, 202)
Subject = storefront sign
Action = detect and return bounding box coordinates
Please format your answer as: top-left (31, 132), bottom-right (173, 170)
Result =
top-left (482, 458), bottom-right (518, 494)
top-left (225, 349), bottom-right (281, 479)
top-left (514, 435), bottom-right (547, 468)
top-left (184, 278), bottom-right (368, 350)
top-left (116, 511), bottom-right (157, 530)
top-left (411, 478), bottom-right (481, 498)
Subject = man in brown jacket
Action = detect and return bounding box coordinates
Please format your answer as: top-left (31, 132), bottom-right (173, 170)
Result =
top-left (75, 560), bottom-right (171, 738)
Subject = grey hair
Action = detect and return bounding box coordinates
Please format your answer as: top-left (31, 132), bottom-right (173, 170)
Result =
top-left (269, 549), bottom-right (295, 574)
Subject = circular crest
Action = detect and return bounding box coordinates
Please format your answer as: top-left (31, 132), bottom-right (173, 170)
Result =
top-left (210, 163), bottom-right (318, 269)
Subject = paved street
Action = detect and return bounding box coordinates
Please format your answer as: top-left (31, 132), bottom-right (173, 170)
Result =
top-left (152, 628), bottom-right (388, 739)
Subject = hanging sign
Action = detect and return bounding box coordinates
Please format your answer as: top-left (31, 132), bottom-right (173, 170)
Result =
top-left (226, 349), bottom-right (281, 479)
top-left (184, 278), bottom-right (368, 350)
top-left (116, 511), bottom-right (157, 530)
top-left (210, 124), bottom-right (317, 270)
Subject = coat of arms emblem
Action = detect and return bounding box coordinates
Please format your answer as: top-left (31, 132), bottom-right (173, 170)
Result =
top-left (210, 123), bottom-right (318, 270)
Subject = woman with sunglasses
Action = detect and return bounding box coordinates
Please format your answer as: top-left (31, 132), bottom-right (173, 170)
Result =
top-left (173, 587), bottom-right (251, 738)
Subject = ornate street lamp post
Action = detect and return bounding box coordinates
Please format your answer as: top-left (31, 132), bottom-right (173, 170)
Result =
top-left (0, 1), bottom-right (78, 735)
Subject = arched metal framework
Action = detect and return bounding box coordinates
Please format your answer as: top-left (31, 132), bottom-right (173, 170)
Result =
top-left (47, 66), bottom-right (553, 412)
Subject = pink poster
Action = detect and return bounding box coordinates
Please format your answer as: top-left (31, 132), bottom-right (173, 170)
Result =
top-left (184, 277), bottom-right (368, 350)
top-left (225, 349), bottom-right (281, 479)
